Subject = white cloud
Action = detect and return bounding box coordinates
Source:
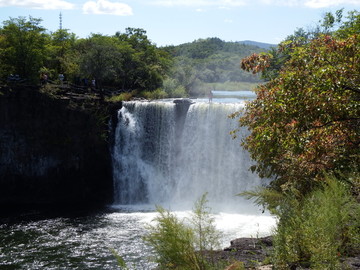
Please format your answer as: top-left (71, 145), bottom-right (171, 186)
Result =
top-left (305, 0), bottom-right (360, 8)
top-left (151, 0), bottom-right (246, 7)
top-left (151, 0), bottom-right (360, 8)
top-left (221, 0), bottom-right (247, 6)
top-left (260, 0), bottom-right (303, 6)
top-left (83, 0), bottom-right (133, 15)
top-left (260, 0), bottom-right (360, 8)
top-left (0, 0), bottom-right (75, 9)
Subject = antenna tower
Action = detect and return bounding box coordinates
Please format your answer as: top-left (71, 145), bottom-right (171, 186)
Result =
top-left (59, 12), bottom-right (63, 30)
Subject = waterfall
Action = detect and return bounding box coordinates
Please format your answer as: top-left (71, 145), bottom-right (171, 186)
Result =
top-left (112, 99), bottom-right (262, 211)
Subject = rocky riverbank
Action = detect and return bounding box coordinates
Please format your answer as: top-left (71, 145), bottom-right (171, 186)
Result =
top-left (204, 237), bottom-right (272, 269)
top-left (214, 236), bottom-right (360, 270)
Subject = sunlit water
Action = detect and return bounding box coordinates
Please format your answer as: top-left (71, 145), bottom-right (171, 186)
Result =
top-left (0, 206), bottom-right (275, 269)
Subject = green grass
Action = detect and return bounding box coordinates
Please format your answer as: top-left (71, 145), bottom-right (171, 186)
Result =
top-left (203, 81), bottom-right (260, 91)
top-left (189, 81), bottom-right (261, 97)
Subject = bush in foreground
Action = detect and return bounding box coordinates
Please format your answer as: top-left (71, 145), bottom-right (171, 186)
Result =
top-left (143, 194), bottom-right (224, 270)
top-left (243, 176), bottom-right (360, 269)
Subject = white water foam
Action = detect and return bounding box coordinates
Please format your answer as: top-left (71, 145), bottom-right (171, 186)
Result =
top-left (112, 100), bottom-right (264, 208)
top-left (112, 98), bottom-right (276, 241)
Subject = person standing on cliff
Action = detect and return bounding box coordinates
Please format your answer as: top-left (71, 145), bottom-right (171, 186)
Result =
top-left (208, 90), bottom-right (213, 103)
top-left (41, 73), bottom-right (48, 85)
top-left (91, 79), bottom-right (96, 90)
top-left (59, 73), bottom-right (64, 87)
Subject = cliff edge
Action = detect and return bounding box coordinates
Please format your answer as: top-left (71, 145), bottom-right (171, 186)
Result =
top-left (0, 85), bottom-right (115, 210)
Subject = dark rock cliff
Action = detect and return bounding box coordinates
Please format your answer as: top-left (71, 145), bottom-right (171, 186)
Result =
top-left (0, 85), bottom-right (115, 210)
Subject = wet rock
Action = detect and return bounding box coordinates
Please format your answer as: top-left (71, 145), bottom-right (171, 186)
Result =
top-left (173, 98), bottom-right (194, 105)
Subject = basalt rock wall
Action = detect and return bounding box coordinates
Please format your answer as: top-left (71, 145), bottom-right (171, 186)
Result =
top-left (0, 85), bottom-right (115, 209)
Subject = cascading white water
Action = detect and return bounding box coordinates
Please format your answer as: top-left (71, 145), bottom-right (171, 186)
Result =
top-left (112, 99), bottom-right (265, 212)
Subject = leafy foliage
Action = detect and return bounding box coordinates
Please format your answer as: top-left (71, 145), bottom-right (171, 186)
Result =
top-left (189, 193), bottom-right (221, 256)
top-left (143, 194), bottom-right (222, 270)
top-left (238, 33), bottom-right (360, 194)
top-left (0, 16), bottom-right (270, 98)
top-left (0, 18), bottom-right (170, 93)
top-left (0, 16), bottom-right (47, 82)
top-left (334, 10), bottom-right (360, 39)
top-left (251, 9), bottom-right (350, 82)
top-left (238, 10), bottom-right (360, 268)
top-left (46, 29), bottom-right (77, 79)
top-left (243, 177), bottom-right (360, 269)
top-left (77, 34), bottom-right (121, 88)
top-left (281, 178), bottom-right (358, 269)
top-left (144, 206), bottom-right (198, 269)
top-left (115, 28), bottom-right (172, 91)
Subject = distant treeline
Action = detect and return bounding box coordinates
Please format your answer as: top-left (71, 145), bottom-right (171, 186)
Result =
top-left (0, 17), bottom-right (170, 93)
top-left (0, 16), bottom-right (270, 98)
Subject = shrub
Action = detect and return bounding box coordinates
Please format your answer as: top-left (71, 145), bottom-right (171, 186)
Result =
top-left (242, 176), bottom-right (360, 269)
top-left (276, 177), bottom-right (360, 269)
top-left (140, 88), bottom-right (168, 100)
top-left (299, 178), bottom-right (360, 269)
top-left (143, 193), bottom-right (222, 270)
top-left (144, 206), bottom-right (198, 269)
top-left (171, 85), bottom-right (188, 98)
top-left (106, 92), bottom-right (133, 102)
top-left (161, 78), bottom-right (188, 98)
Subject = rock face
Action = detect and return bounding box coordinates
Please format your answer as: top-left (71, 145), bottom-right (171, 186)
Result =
top-left (202, 237), bottom-right (273, 269)
top-left (0, 85), bottom-right (114, 209)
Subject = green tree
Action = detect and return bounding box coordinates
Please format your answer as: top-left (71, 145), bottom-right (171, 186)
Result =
top-left (336, 10), bottom-right (360, 38)
top-left (0, 16), bottom-right (47, 82)
top-left (115, 28), bottom-right (171, 91)
top-left (47, 29), bottom-right (77, 77)
top-left (253, 10), bottom-right (345, 82)
top-left (238, 34), bottom-right (360, 194)
top-left (78, 34), bottom-right (120, 89)
top-left (111, 41), bottom-right (135, 91)
top-left (238, 11), bottom-right (360, 269)
top-left (162, 38), bottom-right (265, 96)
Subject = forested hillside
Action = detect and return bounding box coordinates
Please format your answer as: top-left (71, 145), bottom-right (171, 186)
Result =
top-left (160, 37), bottom-right (271, 97)
top-left (0, 16), bottom-right (272, 100)
top-left (238, 40), bottom-right (276, 50)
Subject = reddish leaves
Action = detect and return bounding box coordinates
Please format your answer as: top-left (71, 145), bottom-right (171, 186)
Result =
top-left (238, 35), bottom-right (360, 193)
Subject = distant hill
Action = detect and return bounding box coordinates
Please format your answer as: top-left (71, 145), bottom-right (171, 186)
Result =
top-left (163, 37), bottom-right (269, 59)
top-left (161, 37), bottom-right (265, 96)
top-left (238, 40), bottom-right (277, 50)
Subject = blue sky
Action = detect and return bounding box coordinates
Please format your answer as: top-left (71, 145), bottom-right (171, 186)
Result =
top-left (1, 0), bottom-right (360, 46)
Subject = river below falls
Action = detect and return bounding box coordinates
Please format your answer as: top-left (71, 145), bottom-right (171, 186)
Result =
top-left (0, 205), bottom-right (275, 269)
